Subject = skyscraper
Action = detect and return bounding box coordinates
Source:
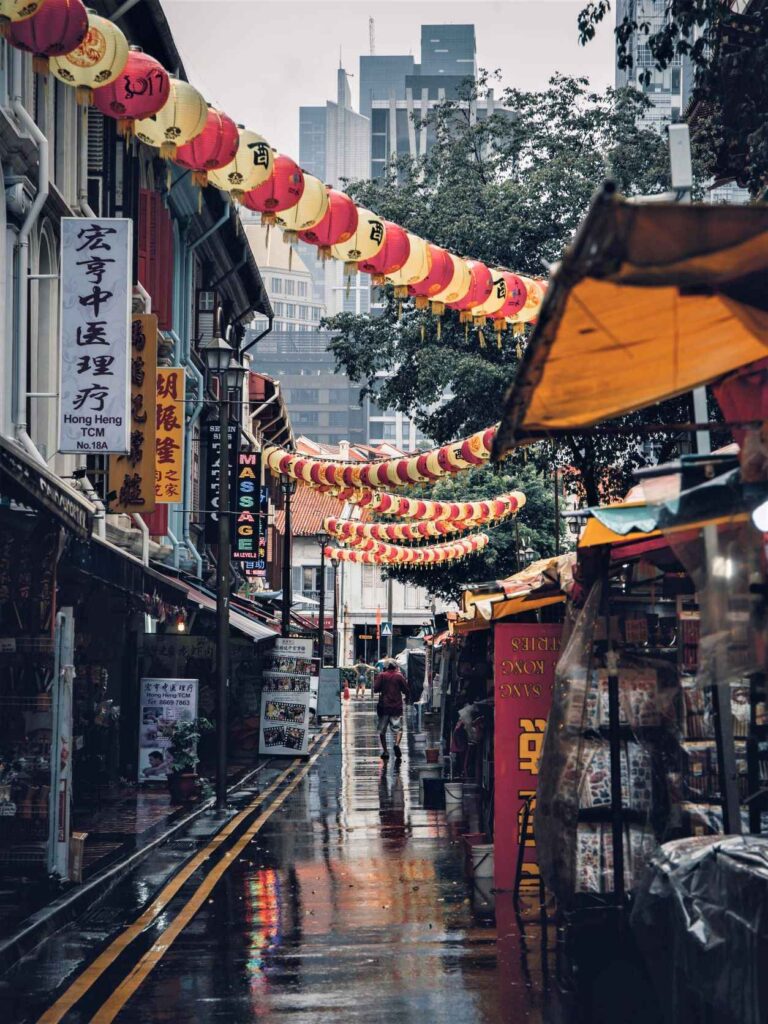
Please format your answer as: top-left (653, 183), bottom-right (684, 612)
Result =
top-left (359, 55), bottom-right (416, 120)
top-left (299, 67), bottom-right (370, 188)
top-left (419, 24), bottom-right (476, 77)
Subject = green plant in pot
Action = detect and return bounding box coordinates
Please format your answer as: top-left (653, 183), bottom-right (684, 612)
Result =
top-left (166, 717), bottom-right (212, 802)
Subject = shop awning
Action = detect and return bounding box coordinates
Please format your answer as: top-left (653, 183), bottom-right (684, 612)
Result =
top-left (493, 187), bottom-right (768, 458)
top-left (453, 554), bottom-right (574, 633)
top-left (0, 435), bottom-right (93, 539)
top-left (183, 583), bottom-right (277, 643)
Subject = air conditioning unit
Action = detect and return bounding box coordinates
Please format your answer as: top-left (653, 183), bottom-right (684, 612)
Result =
top-left (4, 175), bottom-right (35, 222)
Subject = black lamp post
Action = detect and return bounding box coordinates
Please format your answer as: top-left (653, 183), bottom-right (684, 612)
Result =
top-left (332, 560), bottom-right (339, 667)
top-left (280, 474), bottom-right (296, 637)
top-left (200, 330), bottom-right (247, 813)
top-left (316, 530), bottom-right (328, 667)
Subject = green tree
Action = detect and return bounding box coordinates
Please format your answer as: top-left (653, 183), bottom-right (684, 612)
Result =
top-left (577, 2), bottom-right (768, 194)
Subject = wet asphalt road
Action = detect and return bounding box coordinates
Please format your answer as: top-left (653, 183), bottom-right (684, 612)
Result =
top-left (3, 701), bottom-right (550, 1023)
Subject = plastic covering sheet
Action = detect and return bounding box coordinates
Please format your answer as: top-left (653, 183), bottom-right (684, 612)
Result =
top-left (631, 835), bottom-right (768, 1024)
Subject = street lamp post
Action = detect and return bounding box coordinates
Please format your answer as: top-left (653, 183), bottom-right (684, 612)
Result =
top-left (332, 560), bottom-right (339, 666)
top-left (200, 330), bottom-right (248, 813)
top-left (280, 475), bottom-right (296, 637)
top-left (316, 532), bottom-right (327, 666)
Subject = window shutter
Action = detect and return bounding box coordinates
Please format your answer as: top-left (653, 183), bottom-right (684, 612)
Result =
top-left (153, 193), bottom-right (174, 330)
top-left (137, 187), bottom-right (152, 291)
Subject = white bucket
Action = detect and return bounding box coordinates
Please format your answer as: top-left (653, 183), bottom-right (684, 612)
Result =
top-left (444, 781), bottom-right (464, 805)
top-left (470, 843), bottom-right (494, 879)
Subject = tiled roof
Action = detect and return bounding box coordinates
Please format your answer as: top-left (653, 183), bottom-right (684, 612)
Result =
top-left (273, 486), bottom-right (347, 537)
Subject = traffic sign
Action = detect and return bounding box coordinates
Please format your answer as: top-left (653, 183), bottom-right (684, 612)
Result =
top-left (381, 623), bottom-right (392, 637)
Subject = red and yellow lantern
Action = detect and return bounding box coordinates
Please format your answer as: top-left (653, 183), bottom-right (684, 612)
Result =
top-left (297, 188), bottom-right (357, 256)
top-left (135, 77), bottom-right (207, 160)
top-left (174, 107), bottom-right (240, 188)
top-left (357, 221), bottom-right (410, 285)
top-left (385, 233), bottom-right (431, 299)
top-left (489, 272), bottom-right (527, 346)
top-left (243, 153), bottom-right (305, 225)
top-left (408, 244), bottom-right (453, 309)
top-left (275, 174), bottom-right (329, 240)
top-left (447, 260), bottom-right (493, 324)
top-left (93, 46), bottom-right (169, 137)
top-left (8, 0), bottom-right (87, 75)
top-left (207, 127), bottom-right (273, 202)
top-left (50, 8), bottom-right (128, 105)
top-left (331, 207), bottom-right (385, 277)
top-left (0, 0), bottom-right (47, 39)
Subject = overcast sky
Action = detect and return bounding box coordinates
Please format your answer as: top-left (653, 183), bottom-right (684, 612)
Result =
top-left (163, 1), bottom-right (616, 157)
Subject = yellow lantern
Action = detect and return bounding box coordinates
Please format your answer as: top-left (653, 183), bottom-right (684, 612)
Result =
top-left (508, 276), bottom-right (544, 324)
top-left (134, 78), bottom-right (207, 160)
top-left (331, 207), bottom-right (385, 276)
top-left (275, 174), bottom-right (329, 240)
top-left (208, 128), bottom-right (274, 203)
top-left (0, 0), bottom-right (45, 36)
top-left (49, 9), bottom-right (128, 105)
top-left (386, 233), bottom-right (430, 299)
top-left (472, 269), bottom-right (509, 325)
top-left (430, 253), bottom-right (472, 315)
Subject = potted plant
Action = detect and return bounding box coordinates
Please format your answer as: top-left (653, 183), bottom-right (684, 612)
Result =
top-left (166, 717), bottom-right (212, 802)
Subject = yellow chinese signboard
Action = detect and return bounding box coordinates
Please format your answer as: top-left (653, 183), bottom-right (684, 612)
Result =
top-left (108, 314), bottom-right (158, 512)
top-left (155, 367), bottom-right (185, 503)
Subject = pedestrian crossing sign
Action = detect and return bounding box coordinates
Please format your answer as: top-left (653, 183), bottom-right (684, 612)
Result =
top-left (381, 623), bottom-right (392, 637)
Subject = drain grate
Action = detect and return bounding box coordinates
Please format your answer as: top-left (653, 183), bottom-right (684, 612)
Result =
top-left (166, 838), bottom-right (199, 852)
top-left (79, 905), bottom-right (124, 928)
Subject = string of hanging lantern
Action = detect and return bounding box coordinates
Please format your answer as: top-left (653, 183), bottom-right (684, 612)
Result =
top-left (324, 533), bottom-right (489, 565)
top-left (324, 515), bottom-right (494, 542)
top-left (4, 8), bottom-right (548, 341)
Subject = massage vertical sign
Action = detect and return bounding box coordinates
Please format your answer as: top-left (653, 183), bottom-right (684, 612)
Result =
top-left (59, 218), bottom-right (132, 454)
top-left (233, 452), bottom-right (268, 578)
top-left (107, 315), bottom-right (158, 512)
top-left (155, 368), bottom-right (185, 502)
top-left (493, 622), bottom-right (562, 892)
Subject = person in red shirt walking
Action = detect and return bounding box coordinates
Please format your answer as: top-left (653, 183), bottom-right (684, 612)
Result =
top-left (373, 659), bottom-right (409, 762)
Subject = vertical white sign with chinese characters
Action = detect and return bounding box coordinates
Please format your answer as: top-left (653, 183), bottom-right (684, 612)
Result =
top-left (59, 218), bottom-right (132, 454)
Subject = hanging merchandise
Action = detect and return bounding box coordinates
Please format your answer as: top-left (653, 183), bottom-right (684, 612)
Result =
top-left (447, 260), bottom-right (494, 324)
top-left (297, 187), bottom-right (358, 257)
top-left (243, 152), bottom-right (305, 225)
top-left (93, 46), bottom-right (170, 137)
top-left (490, 272), bottom-right (528, 346)
top-left (274, 173), bottom-right (329, 240)
top-left (325, 533), bottom-right (489, 565)
top-left (386, 233), bottom-right (431, 299)
top-left (357, 221), bottom-right (410, 285)
top-left (207, 127), bottom-right (273, 202)
top-left (0, 0), bottom-right (47, 37)
top-left (331, 206), bottom-right (386, 276)
top-left (408, 244), bottom-right (454, 309)
top-left (49, 8), bottom-right (128, 104)
top-left (134, 76), bottom-right (207, 160)
top-left (174, 106), bottom-right (240, 188)
top-left (8, 0), bottom-right (87, 75)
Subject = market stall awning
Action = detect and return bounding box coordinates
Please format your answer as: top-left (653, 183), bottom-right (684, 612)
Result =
top-left (184, 583), bottom-right (277, 643)
top-left (453, 554), bottom-right (574, 633)
top-left (493, 187), bottom-right (768, 458)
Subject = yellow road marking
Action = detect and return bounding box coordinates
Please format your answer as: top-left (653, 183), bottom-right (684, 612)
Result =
top-left (38, 732), bottom-right (330, 1024)
top-left (92, 725), bottom-right (338, 1023)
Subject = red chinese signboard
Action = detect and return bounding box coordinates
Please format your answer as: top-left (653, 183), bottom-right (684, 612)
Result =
top-left (493, 622), bottom-right (562, 892)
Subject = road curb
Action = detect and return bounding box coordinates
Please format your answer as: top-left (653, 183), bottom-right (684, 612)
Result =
top-left (0, 756), bottom-right (274, 976)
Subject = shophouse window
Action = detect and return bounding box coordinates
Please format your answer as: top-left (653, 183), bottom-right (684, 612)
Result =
top-left (271, 277), bottom-right (282, 292)
top-left (298, 281), bottom-right (308, 297)
top-left (284, 280), bottom-right (295, 296)
top-left (298, 305), bottom-right (308, 320)
top-left (286, 303), bottom-right (296, 318)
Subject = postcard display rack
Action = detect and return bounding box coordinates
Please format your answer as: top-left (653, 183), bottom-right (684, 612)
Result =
top-left (536, 551), bottom-right (768, 912)
top-left (258, 638), bottom-right (314, 757)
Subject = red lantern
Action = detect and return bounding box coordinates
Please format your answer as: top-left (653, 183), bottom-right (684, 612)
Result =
top-left (357, 221), bottom-right (410, 284)
top-left (447, 260), bottom-right (494, 323)
top-left (93, 46), bottom-right (169, 137)
top-left (489, 272), bottom-right (527, 346)
top-left (298, 189), bottom-right (357, 257)
top-left (243, 153), bottom-right (305, 226)
top-left (408, 245), bottom-right (453, 309)
top-left (174, 107), bottom-right (240, 188)
top-left (9, 0), bottom-right (87, 75)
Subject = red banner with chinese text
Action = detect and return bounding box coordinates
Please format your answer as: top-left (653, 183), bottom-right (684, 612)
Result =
top-left (493, 622), bottom-right (562, 892)
top-left (155, 368), bottom-right (185, 503)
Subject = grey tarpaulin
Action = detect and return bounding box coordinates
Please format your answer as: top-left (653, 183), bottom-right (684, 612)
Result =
top-left (631, 835), bottom-right (768, 1024)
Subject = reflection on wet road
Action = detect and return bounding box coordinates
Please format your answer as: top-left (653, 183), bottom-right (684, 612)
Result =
top-left (23, 702), bottom-right (549, 1022)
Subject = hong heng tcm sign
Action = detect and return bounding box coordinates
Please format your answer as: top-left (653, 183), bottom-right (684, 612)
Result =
top-left (108, 315), bottom-right (158, 512)
top-left (58, 218), bottom-right (132, 454)
top-left (233, 452), bottom-right (268, 578)
top-left (155, 368), bottom-right (185, 503)
top-left (493, 622), bottom-right (562, 892)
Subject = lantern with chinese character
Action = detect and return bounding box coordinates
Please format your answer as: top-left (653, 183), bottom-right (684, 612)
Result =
top-left (385, 233), bottom-right (430, 299)
top-left (507, 276), bottom-right (544, 325)
top-left (8, 0), bottom-right (87, 75)
top-left (357, 221), bottom-right (409, 284)
top-left (134, 77), bottom-right (207, 160)
top-left (243, 152), bottom-right (304, 225)
top-left (331, 207), bottom-right (386, 277)
top-left (447, 260), bottom-right (493, 324)
top-left (275, 174), bottom-right (329, 240)
top-left (297, 188), bottom-right (357, 257)
top-left (489, 272), bottom-right (527, 346)
top-left (207, 127), bottom-right (274, 202)
top-left (408, 244), bottom-right (453, 309)
top-left (173, 106), bottom-right (239, 187)
top-left (0, 0), bottom-right (47, 39)
top-left (93, 46), bottom-right (169, 136)
top-left (49, 9), bottom-right (128, 105)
